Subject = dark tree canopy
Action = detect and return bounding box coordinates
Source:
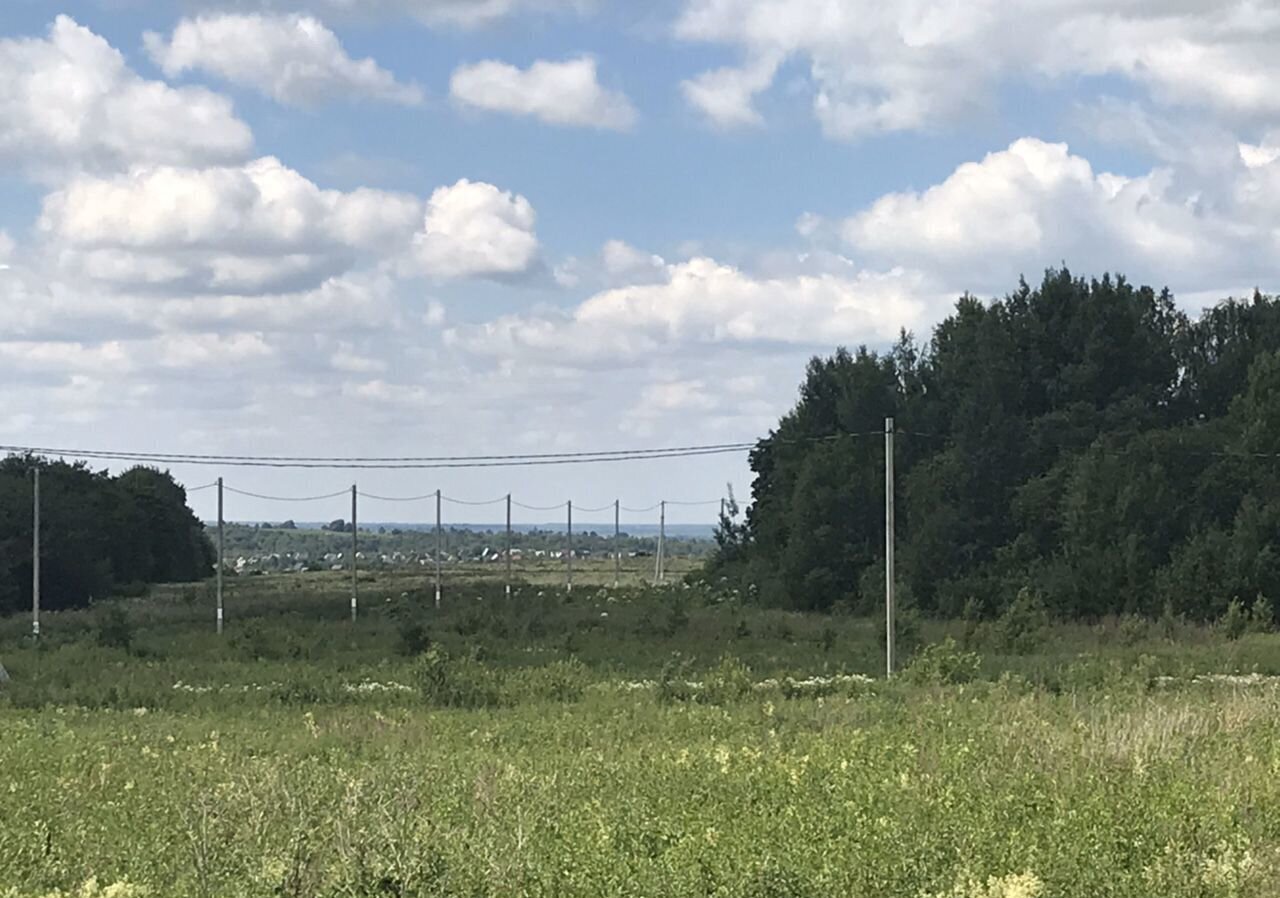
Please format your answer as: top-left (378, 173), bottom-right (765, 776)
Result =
top-left (0, 457), bottom-right (213, 615)
top-left (710, 269), bottom-right (1280, 623)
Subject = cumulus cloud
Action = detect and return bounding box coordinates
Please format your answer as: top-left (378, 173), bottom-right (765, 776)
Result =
top-left (0, 16), bottom-right (252, 176)
top-left (144, 14), bottom-right (424, 107)
top-left (411, 179), bottom-right (541, 280)
top-left (454, 257), bottom-right (936, 365)
top-left (839, 137), bottom-right (1279, 293)
top-left (675, 0), bottom-right (1280, 138)
top-left (554, 240), bottom-right (668, 289)
top-left (206, 0), bottom-right (592, 29)
top-left (38, 157), bottom-right (423, 294)
top-left (450, 57), bottom-right (636, 130)
top-left (680, 54), bottom-right (780, 128)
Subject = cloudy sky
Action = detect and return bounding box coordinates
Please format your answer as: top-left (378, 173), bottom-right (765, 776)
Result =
top-left (2, 0), bottom-right (1279, 525)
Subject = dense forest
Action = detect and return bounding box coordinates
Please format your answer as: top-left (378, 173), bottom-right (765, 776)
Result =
top-left (0, 457), bottom-right (213, 615)
top-left (709, 269), bottom-right (1280, 624)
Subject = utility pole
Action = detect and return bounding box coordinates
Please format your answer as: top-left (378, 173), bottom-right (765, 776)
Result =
top-left (885, 417), bottom-right (896, 679)
top-left (505, 493), bottom-right (512, 599)
top-left (350, 485), bottom-right (358, 622)
top-left (656, 501), bottom-right (667, 584)
top-left (614, 499), bottom-right (621, 588)
top-left (216, 476), bottom-right (224, 635)
top-left (31, 467), bottom-right (40, 641)
top-left (566, 500), bottom-right (573, 593)
top-left (435, 489), bottom-right (442, 609)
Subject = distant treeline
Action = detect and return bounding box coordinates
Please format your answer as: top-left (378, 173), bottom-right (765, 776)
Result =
top-left (708, 269), bottom-right (1280, 624)
top-left (0, 457), bottom-right (213, 615)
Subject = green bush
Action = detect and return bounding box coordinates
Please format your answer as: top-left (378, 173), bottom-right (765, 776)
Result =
top-left (396, 619), bottom-right (431, 657)
top-left (1249, 594), bottom-right (1276, 634)
top-left (657, 653), bottom-right (696, 705)
top-left (413, 647), bottom-right (504, 709)
top-left (902, 637), bottom-right (982, 685)
top-left (94, 605), bottom-right (134, 652)
top-left (512, 658), bottom-right (591, 704)
top-left (991, 587), bottom-right (1049, 654)
top-left (700, 654), bottom-right (753, 704)
top-left (1220, 598), bottom-right (1250, 641)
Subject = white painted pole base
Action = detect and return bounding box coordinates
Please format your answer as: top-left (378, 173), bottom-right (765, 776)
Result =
top-left (435, 587), bottom-right (441, 609)
top-left (351, 596), bottom-right (357, 621)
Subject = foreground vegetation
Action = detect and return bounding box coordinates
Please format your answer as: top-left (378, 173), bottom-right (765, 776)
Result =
top-left (2, 574), bottom-right (1280, 897)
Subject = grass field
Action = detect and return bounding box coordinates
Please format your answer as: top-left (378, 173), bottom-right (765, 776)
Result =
top-left (2, 571), bottom-right (1280, 897)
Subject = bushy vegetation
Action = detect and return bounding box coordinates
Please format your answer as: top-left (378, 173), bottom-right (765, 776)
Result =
top-left (0, 458), bottom-right (213, 616)
top-left (707, 270), bottom-right (1280, 624)
top-left (2, 574), bottom-right (1280, 896)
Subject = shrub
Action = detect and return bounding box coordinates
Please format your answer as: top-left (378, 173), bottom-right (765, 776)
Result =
top-left (396, 619), bottom-right (431, 657)
top-left (701, 654), bottom-right (753, 704)
top-left (657, 653), bottom-right (696, 705)
top-left (1219, 598), bottom-right (1250, 641)
top-left (991, 587), bottom-right (1049, 654)
top-left (902, 637), bottom-right (982, 685)
top-left (1116, 614), bottom-right (1149, 647)
top-left (1249, 594), bottom-right (1276, 634)
top-left (514, 658), bottom-right (591, 703)
top-left (414, 648), bottom-right (504, 709)
top-left (95, 605), bottom-right (134, 652)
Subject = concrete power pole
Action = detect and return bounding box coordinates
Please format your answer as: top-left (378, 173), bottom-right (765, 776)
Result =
top-left (885, 417), bottom-right (896, 679)
top-left (505, 494), bottom-right (513, 599)
top-left (350, 485), bottom-right (358, 622)
top-left (614, 499), bottom-right (621, 588)
top-left (566, 501), bottom-right (573, 593)
top-left (435, 489), bottom-right (443, 609)
top-left (31, 467), bottom-right (40, 640)
top-left (216, 477), bottom-right (224, 635)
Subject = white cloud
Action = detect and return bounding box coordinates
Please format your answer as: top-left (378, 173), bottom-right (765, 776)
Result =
top-left (839, 137), bottom-right (1278, 293)
top-left (675, 0), bottom-right (1280, 138)
top-left (555, 239), bottom-right (667, 288)
top-left (144, 14), bottom-right (424, 108)
top-left (207, 0), bottom-right (593, 29)
top-left (0, 232), bottom-right (13, 266)
top-left (680, 54), bottom-right (780, 129)
top-left (450, 57), bottom-right (636, 130)
top-left (411, 179), bottom-right (541, 280)
top-left (455, 257), bottom-right (935, 364)
top-left (0, 16), bottom-right (252, 176)
top-left (39, 156), bottom-right (422, 294)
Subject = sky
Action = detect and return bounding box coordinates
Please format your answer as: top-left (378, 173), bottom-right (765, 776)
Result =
top-left (2, 0), bottom-right (1279, 526)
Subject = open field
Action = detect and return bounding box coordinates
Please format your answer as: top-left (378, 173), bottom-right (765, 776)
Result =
top-left (3, 573), bottom-right (1280, 897)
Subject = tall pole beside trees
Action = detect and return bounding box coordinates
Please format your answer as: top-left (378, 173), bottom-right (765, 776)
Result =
top-left (435, 489), bottom-right (443, 609)
top-left (505, 494), bottom-right (513, 599)
top-left (885, 417), bottom-right (896, 679)
top-left (216, 477), bottom-right (224, 635)
top-left (566, 500), bottom-right (573, 593)
top-left (31, 467), bottom-right (40, 640)
top-left (350, 485), bottom-right (358, 622)
top-left (614, 500), bottom-right (621, 588)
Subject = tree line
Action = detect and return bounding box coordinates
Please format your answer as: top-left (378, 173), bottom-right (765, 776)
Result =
top-left (708, 269), bottom-right (1280, 624)
top-left (0, 457), bottom-right (213, 615)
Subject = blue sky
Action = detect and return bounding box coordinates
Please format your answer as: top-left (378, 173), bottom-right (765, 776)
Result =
top-left (1, 0), bottom-right (1279, 524)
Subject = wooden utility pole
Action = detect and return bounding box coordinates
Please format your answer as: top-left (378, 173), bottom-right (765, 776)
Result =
top-left (505, 494), bottom-right (513, 599)
top-left (614, 500), bottom-right (621, 588)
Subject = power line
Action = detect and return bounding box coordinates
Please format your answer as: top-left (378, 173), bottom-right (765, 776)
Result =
top-left (357, 491), bottom-right (439, 503)
top-left (0, 431), bottom-right (877, 471)
top-left (512, 499), bottom-right (569, 512)
top-left (442, 495), bottom-right (508, 507)
top-left (223, 486), bottom-right (350, 503)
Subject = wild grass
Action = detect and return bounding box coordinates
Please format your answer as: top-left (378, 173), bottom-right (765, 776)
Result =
top-left (2, 573), bottom-right (1280, 896)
